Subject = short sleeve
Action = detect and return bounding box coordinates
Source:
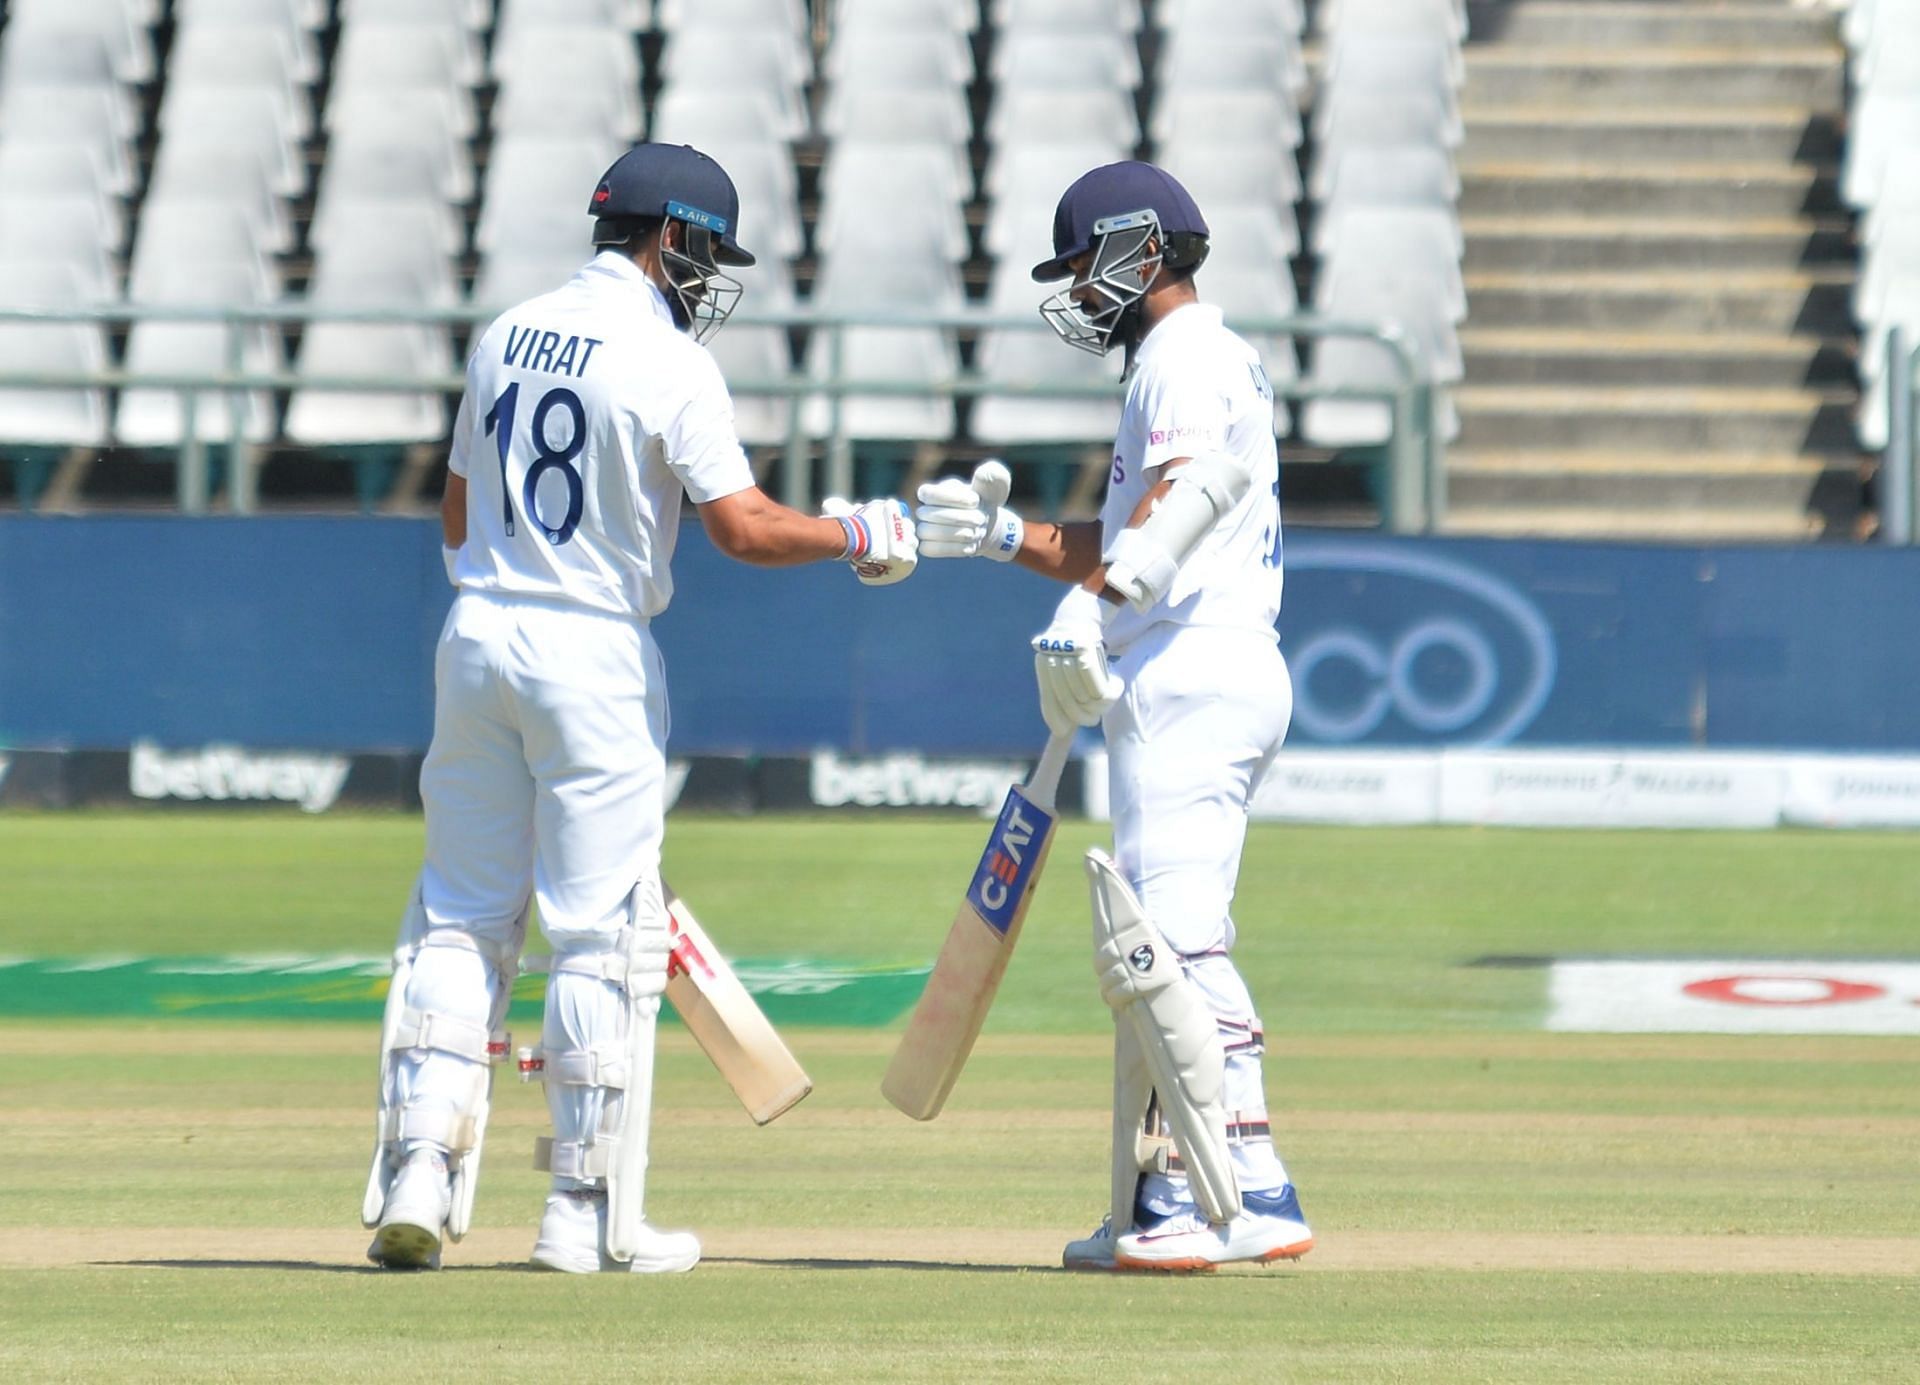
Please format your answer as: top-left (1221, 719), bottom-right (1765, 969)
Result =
top-left (661, 344), bottom-right (756, 504)
top-left (1137, 358), bottom-right (1229, 473)
top-left (446, 390), bottom-right (474, 478)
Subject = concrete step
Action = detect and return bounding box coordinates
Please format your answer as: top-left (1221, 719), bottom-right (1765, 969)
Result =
top-left (1458, 164), bottom-right (1843, 218)
top-left (1464, 48), bottom-right (1845, 108)
top-left (1463, 269), bottom-right (1856, 333)
top-left (1452, 384), bottom-right (1860, 452)
top-left (1462, 1), bottom-right (1839, 48)
top-left (1459, 329), bottom-right (1857, 387)
top-left (1461, 107), bottom-right (1842, 165)
top-left (1460, 216), bottom-right (1853, 273)
top-left (1443, 451), bottom-right (1850, 514)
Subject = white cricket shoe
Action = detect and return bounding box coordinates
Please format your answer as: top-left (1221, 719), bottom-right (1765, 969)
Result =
top-left (529, 1188), bottom-right (701, 1275)
top-left (1062, 1216), bottom-right (1120, 1272)
top-left (367, 1152), bottom-right (451, 1270)
top-left (1113, 1185), bottom-right (1314, 1273)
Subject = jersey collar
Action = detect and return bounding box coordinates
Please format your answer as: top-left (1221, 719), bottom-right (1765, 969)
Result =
top-left (582, 250), bottom-right (678, 327)
top-left (1133, 301), bottom-right (1222, 373)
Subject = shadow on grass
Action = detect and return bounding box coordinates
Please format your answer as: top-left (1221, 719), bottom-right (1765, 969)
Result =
top-left (106, 1257), bottom-right (1052, 1275)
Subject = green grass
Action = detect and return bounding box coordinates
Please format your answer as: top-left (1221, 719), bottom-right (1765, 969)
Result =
top-left (1, 812), bottom-right (1916, 1382)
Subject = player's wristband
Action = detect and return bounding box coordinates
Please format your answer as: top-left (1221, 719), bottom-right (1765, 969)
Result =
top-left (442, 545), bottom-right (460, 586)
top-left (981, 507), bottom-right (1024, 562)
top-left (834, 514), bottom-right (870, 562)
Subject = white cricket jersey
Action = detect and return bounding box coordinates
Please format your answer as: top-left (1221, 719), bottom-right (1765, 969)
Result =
top-left (1100, 302), bottom-right (1284, 655)
top-left (448, 252), bottom-right (756, 619)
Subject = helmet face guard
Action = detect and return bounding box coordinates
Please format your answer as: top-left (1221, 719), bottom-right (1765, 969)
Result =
top-left (659, 211), bottom-right (743, 343)
top-left (1039, 209), bottom-right (1164, 357)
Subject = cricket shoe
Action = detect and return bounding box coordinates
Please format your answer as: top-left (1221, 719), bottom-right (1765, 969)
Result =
top-left (1062, 1200), bottom-right (1176, 1272)
top-left (529, 1188), bottom-right (700, 1275)
top-left (367, 1152), bottom-right (451, 1270)
top-left (1112, 1185), bottom-right (1313, 1273)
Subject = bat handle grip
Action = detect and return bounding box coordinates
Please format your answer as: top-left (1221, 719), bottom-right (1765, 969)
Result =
top-left (1027, 730), bottom-right (1072, 809)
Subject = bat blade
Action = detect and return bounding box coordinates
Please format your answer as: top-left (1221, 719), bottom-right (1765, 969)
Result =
top-left (664, 885), bottom-right (813, 1125)
top-left (882, 751), bottom-right (1064, 1120)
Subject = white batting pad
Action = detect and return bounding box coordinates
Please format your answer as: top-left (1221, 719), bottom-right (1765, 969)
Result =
top-left (1085, 848), bottom-right (1242, 1225)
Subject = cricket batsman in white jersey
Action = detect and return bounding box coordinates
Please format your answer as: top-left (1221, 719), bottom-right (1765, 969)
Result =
top-left (915, 162), bottom-right (1312, 1272)
top-left (361, 143), bottom-right (916, 1274)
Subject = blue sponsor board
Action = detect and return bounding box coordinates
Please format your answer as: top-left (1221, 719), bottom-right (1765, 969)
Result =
top-left (965, 786), bottom-right (1054, 936)
top-left (8, 518), bottom-right (1920, 755)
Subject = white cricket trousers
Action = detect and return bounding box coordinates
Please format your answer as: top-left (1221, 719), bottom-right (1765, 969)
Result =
top-left (1104, 622), bottom-right (1294, 1200)
top-left (393, 591), bottom-right (669, 1186)
top-left (419, 590), bottom-right (668, 954)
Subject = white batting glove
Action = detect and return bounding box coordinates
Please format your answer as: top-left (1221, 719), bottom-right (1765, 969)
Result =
top-left (1031, 585), bottom-right (1121, 735)
top-left (823, 495), bottom-right (918, 586)
top-left (915, 459), bottom-right (1023, 561)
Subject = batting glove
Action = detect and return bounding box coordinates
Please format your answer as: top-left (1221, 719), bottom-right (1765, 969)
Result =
top-left (823, 496), bottom-right (918, 587)
top-left (915, 459), bottom-right (1023, 561)
top-left (1031, 585), bottom-right (1121, 735)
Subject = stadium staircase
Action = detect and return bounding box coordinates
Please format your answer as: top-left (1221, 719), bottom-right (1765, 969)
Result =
top-left (1448, 0), bottom-right (1866, 539)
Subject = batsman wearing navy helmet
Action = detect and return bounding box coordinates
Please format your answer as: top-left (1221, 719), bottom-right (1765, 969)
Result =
top-left (915, 161), bottom-right (1311, 1272)
top-left (361, 143), bottom-right (914, 1275)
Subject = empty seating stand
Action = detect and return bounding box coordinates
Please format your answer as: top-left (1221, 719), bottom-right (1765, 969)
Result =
top-left (0, 0), bottom-right (1471, 525)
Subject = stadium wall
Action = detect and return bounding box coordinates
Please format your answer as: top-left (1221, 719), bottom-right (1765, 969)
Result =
top-left (7, 517), bottom-right (1920, 760)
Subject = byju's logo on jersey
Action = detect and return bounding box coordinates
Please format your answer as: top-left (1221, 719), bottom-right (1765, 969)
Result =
top-left (1284, 541), bottom-right (1558, 747)
top-left (966, 787), bottom-right (1054, 935)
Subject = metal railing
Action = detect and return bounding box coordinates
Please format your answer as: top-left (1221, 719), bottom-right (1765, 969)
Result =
top-left (1883, 327), bottom-right (1919, 545)
top-left (0, 301), bottom-right (1444, 531)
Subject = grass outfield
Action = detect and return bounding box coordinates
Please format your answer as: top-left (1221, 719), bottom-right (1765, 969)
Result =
top-left (1, 813), bottom-right (1916, 1382)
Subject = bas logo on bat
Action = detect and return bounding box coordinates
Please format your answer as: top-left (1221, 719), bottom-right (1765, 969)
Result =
top-left (966, 789), bottom-right (1055, 935)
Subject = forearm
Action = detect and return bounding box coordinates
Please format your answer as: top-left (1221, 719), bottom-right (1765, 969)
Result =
top-left (698, 485), bottom-right (868, 566)
top-left (441, 472), bottom-right (467, 547)
top-left (718, 510), bottom-right (852, 567)
top-left (1012, 519), bottom-right (1105, 586)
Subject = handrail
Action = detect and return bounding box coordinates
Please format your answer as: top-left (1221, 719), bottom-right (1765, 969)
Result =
top-left (0, 301), bottom-right (1440, 531)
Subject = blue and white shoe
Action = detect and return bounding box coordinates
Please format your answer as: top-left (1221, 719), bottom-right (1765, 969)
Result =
top-left (1113, 1184), bottom-right (1313, 1273)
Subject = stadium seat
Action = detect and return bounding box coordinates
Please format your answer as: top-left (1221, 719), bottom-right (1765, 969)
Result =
top-left (834, 0), bottom-right (980, 32)
top-left (145, 142), bottom-right (293, 257)
top-left (165, 24), bottom-right (315, 139)
top-left (285, 263), bottom-right (455, 446)
top-left (1156, 0), bottom-right (1303, 34)
top-left (0, 263), bottom-right (111, 448)
top-left (814, 143), bottom-right (968, 262)
top-left (971, 265), bottom-right (1124, 446)
top-left (331, 20), bottom-right (479, 137)
top-left (0, 89), bottom-right (136, 195)
top-left (657, 30), bottom-right (807, 140)
top-left (0, 144), bottom-right (126, 254)
top-left (171, 0), bottom-right (321, 83)
top-left (804, 253), bottom-right (962, 443)
top-left (992, 0), bottom-right (1144, 32)
top-left (116, 262), bottom-right (281, 447)
top-left (129, 200), bottom-right (279, 302)
top-left (1157, 33), bottom-right (1306, 105)
top-left (156, 87), bottom-right (307, 199)
top-left (338, 0), bottom-right (490, 27)
top-left (1, 1), bottom-right (155, 85)
top-left (1151, 89), bottom-right (1302, 156)
top-left (706, 261), bottom-right (799, 447)
top-left (986, 88), bottom-right (1140, 151)
top-left (1843, 94), bottom-right (1920, 212)
top-left (475, 134), bottom-right (625, 262)
top-left (992, 32), bottom-right (1140, 90)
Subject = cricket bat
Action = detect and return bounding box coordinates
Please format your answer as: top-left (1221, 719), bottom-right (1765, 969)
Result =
top-left (881, 732), bottom-right (1072, 1120)
top-left (663, 882), bottom-right (814, 1125)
